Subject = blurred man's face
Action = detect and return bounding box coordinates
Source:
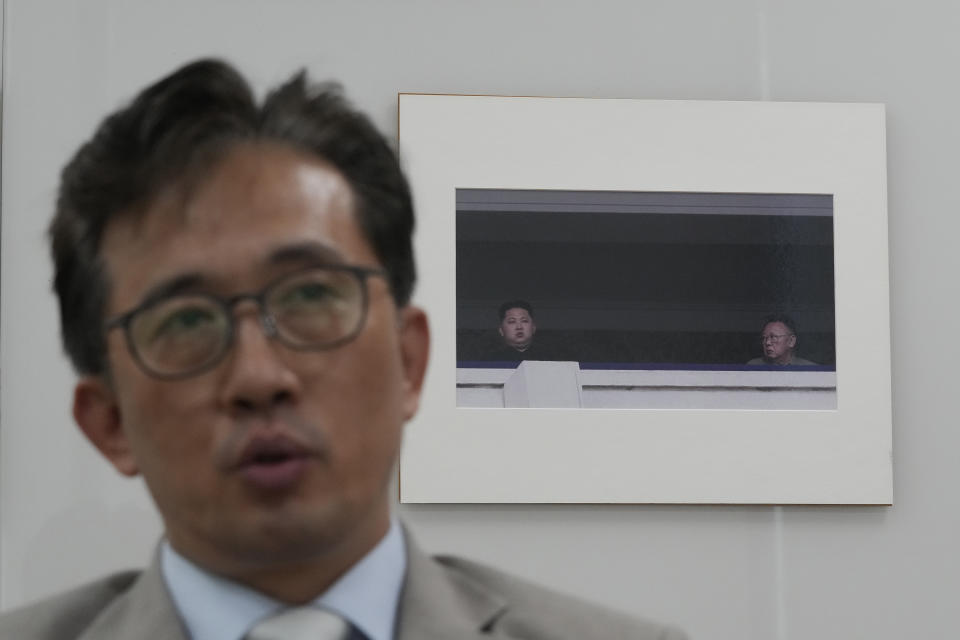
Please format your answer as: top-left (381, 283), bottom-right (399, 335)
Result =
top-left (74, 143), bottom-right (428, 592)
top-left (760, 321), bottom-right (797, 364)
top-left (499, 307), bottom-right (536, 350)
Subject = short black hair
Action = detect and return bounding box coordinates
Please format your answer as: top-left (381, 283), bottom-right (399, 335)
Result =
top-left (761, 313), bottom-right (798, 336)
top-left (50, 58), bottom-right (415, 375)
top-left (498, 299), bottom-right (534, 322)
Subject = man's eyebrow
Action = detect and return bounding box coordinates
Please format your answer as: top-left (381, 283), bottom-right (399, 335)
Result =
top-left (267, 242), bottom-right (349, 267)
top-left (129, 243), bottom-right (351, 311)
top-left (137, 273), bottom-right (208, 308)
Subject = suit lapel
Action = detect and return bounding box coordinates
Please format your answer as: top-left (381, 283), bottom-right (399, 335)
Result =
top-left (71, 533), bottom-right (511, 640)
top-left (78, 554), bottom-right (188, 640)
top-left (395, 535), bottom-right (508, 640)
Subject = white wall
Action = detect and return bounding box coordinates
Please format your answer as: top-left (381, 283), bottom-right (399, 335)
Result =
top-left (1, 2), bottom-right (956, 639)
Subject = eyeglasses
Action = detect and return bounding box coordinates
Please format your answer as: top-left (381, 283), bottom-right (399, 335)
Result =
top-left (760, 333), bottom-right (792, 344)
top-left (105, 264), bottom-right (387, 380)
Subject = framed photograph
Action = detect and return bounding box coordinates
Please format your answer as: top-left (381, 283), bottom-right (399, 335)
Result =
top-left (398, 94), bottom-right (890, 504)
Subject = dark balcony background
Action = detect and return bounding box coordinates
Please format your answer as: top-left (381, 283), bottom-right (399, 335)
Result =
top-left (456, 189), bottom-right (836, 367)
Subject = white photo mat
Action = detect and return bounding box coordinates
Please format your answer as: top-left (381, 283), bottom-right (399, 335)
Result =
top-left (397, 94), bottom-right (891, 504)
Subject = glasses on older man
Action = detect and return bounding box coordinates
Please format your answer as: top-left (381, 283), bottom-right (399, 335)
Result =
top-left (760, 332), bottom-right (792, 344)
top-left (105, 264), bottom-right (388, 380)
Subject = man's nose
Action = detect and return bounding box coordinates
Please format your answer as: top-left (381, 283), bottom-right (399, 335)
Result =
top-left (218, 311), bottom-right (302, 414)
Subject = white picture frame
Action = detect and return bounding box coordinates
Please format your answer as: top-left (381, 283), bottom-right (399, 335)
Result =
top-left (398, 94), bottom-right (890, 504)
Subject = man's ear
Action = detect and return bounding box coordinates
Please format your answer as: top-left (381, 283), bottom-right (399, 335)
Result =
top-left (788, 334), bottom-right (797, 349)
top-left (73, 377), bottom-right (139, 477)
top-left (397, 306), bottom-right (430, 421)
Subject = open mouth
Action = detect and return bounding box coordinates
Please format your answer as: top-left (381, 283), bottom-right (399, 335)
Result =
top-left (252, 450), bottom-right (296, 464)
top-left (238, 438), bottom-right (313, 491)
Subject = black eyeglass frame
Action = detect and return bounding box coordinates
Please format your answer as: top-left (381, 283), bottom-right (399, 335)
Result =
top-left (103, 264), bottom-right (389, 380)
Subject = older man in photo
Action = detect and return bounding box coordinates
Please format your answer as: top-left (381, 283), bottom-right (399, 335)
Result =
top-left (747, 314), bottom-right (817, 366)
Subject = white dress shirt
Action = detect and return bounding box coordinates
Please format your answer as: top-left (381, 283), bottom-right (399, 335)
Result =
top-left (161, 519), bottom-right (407, 640)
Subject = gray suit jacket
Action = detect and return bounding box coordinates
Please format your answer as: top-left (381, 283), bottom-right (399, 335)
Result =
top-left (0, 536), bottom-right (687, 640)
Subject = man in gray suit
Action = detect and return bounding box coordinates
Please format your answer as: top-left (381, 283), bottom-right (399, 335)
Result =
top-left (0, 60), bottom-right (687, 640)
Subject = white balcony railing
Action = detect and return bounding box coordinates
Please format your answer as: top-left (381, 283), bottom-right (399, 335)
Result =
top-left (457, 361), bottom-right (837, 410)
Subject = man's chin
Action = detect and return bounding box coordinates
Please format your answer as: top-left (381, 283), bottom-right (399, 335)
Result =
top-left (173, 501), bottom-right (347, 564)
top-left (224, 516), bottom-right (348, 567)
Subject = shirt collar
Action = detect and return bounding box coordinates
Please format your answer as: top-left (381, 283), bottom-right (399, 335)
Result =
top-left (161, 519), bottom-right (407, 640)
